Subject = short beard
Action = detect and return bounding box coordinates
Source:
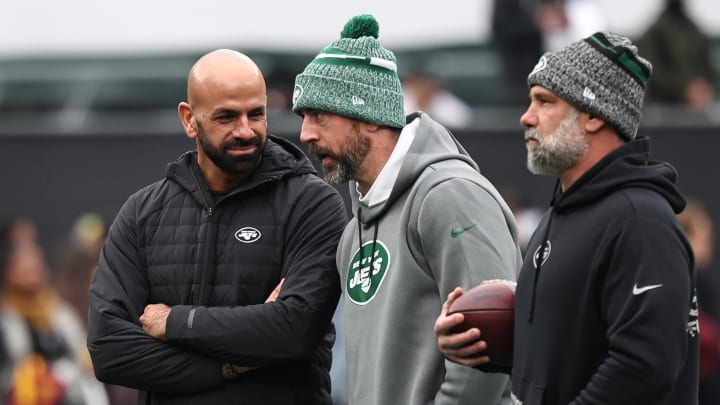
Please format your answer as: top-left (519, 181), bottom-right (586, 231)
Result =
top-left (309, 122), bottom-right (370, 184)
top-left (197, 122), bottom-right (265, 176)
top-left (525, 109), bottom-right (588, 176)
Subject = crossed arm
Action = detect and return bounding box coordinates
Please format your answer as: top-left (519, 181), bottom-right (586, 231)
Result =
top-left (139, 279), bottom-right (285, 376)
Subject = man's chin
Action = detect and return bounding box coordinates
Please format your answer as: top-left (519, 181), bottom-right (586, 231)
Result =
top-left (321, 162), bottom-right (335, 174)
top-left (321, 169), bottom-right (339, 184)
top-left (219, 156), bottom-right (260, 176)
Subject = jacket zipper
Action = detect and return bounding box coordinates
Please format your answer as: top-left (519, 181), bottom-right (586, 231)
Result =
top-left (198, 207), bottom-right (214, 305)
top-left (189, 164), bottom-right (215, 306)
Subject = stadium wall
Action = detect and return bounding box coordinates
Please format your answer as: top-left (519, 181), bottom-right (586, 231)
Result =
top-left (0, 127), bottom-right (716, 265)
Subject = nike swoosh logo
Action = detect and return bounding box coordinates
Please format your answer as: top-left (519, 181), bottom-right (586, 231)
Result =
top-left (451, 224), bottom-right (477, 238)
top-left (632, 283), bottom-right (663, 295)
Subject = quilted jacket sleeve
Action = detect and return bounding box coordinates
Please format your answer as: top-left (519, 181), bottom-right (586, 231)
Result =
top-left (87, 194), bottom-right (225, 394)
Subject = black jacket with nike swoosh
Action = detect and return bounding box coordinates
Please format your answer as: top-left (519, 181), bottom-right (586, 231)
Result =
top-left (87, 136), bottom-right (347, 405)
top-left (512, 136), bottom-right (698, 404)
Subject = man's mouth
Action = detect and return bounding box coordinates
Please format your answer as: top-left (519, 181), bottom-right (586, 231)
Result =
top-left (318, 154), bottom-right (334, 165)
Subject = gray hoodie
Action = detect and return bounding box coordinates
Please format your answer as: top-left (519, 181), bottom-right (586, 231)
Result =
top-left (336, 112), bottom-right (522, 405)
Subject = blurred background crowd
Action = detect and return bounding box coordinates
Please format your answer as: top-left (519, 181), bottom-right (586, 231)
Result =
top-left (2, 0), bottom-right (720, 404)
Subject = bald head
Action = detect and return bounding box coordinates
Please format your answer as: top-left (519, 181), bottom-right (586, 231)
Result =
top-left (187, 49), bottom-right (266, 107)
top-left (178, 49), bottom-right (269, 191)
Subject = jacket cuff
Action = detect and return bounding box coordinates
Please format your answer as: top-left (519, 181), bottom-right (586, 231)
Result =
top-left (165, 305), bottom-right (196, 340)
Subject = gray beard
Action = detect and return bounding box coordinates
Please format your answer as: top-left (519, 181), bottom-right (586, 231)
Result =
top-left (315, 122), bottom-right (369, 185)
top-left (324, 162), bottom-right (352, 184)
top-left (526, 110), bottom-right (588, 176)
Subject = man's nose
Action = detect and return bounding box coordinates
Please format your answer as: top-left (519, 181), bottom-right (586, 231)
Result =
top-left (519, 105), bottom-right (537, 128)
top-left (299, 118), bottom-right (318, 144)
top-left (232, 116), bottom-right (254, 138)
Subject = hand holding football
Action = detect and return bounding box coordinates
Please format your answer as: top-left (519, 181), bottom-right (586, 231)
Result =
top-left (447, 280), bottom-right (515, 368)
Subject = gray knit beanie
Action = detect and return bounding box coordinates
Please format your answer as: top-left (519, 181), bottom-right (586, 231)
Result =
top-left (527, 32), bottom-right (653, 141)
top-left (292, 14), bottom-right (405, 129)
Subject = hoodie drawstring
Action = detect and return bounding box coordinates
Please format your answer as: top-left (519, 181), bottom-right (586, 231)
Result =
top-left (527, 210), bottom-right (554, 322)
top-left (527, 180), bottom-right (561, 322)
top-left (357, 207), bottom-right (380, 276)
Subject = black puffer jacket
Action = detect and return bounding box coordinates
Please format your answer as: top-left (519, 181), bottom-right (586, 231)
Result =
top-left (88, 136), bottom-right (347, 405)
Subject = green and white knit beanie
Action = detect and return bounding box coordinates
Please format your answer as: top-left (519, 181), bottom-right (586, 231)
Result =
top-left (292, 14), bottom-right (405, 129)
top-left (527, 32), bottom-right (653, 141)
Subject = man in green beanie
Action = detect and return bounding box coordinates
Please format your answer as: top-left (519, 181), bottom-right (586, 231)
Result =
top-left (436, 32), bottom-right (698, 404)
top-left (293, 14), bottom-right (522, 405)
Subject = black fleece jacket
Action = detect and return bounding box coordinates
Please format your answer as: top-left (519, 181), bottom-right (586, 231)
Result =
top-left (87, 136), bottom-right (347, 405)
top-left (512, 136), bottom-right (698, 404)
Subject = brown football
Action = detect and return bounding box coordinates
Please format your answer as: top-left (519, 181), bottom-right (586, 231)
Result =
top-left (447, 280), bottom-right (515, 368)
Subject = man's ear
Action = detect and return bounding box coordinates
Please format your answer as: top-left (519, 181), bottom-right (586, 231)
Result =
top-left (583, 114), bottom-right (606, 134)
top-left (178, 102), bottom-right (197, 139)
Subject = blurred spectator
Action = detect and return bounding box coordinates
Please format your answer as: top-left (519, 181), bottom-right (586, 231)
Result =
top-left (637, 0), bottom-right (716, 110)
top-left (678, 198), bottom-right (720, 404)
top-left (498, 186), bottom-right (543, 254)
top-left (491, 0), bottom-right (564, 104)
top-left (542, 0), bottom-right (608, 52)
top-left (402, 69), bottom-right (473, 128)
top-left (0, 218), bottom-right (108, 405)
top-left (492, 0), bottom-right (608, 105)
top-left (266, 66), bottom-right (295, 114)
top-left (53, 213), bottom-right (106, 329)
top-left (53, 214), bottom-right (138, 405)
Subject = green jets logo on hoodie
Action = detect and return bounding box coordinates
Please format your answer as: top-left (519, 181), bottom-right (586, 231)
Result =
top-left (347, 240), bottom-right (390, 305)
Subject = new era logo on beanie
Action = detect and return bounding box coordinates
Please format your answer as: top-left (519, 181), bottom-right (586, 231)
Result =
top-left (292, 14), bottom-right (405, 129)
top-left (527, 32), bottom-right (653, 141)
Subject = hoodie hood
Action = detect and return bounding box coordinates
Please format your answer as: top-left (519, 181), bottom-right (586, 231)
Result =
top-left (353, 112), bottom-right (479, 223)
top-left (552, 136), bottom-right (686, 214)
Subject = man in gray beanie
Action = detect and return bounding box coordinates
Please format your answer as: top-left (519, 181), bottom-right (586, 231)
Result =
top-left (293, 14), bottom-right (522, 405)
top-left (436, 32), bottom-right (699, 404)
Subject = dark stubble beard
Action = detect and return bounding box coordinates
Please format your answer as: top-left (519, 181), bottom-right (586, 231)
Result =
top-left (197, 122), bottom-right (266, 176)
top-left (525, 109), bottom-right (588, 176)
top-left (310, 122), bottom-right (370, 184)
